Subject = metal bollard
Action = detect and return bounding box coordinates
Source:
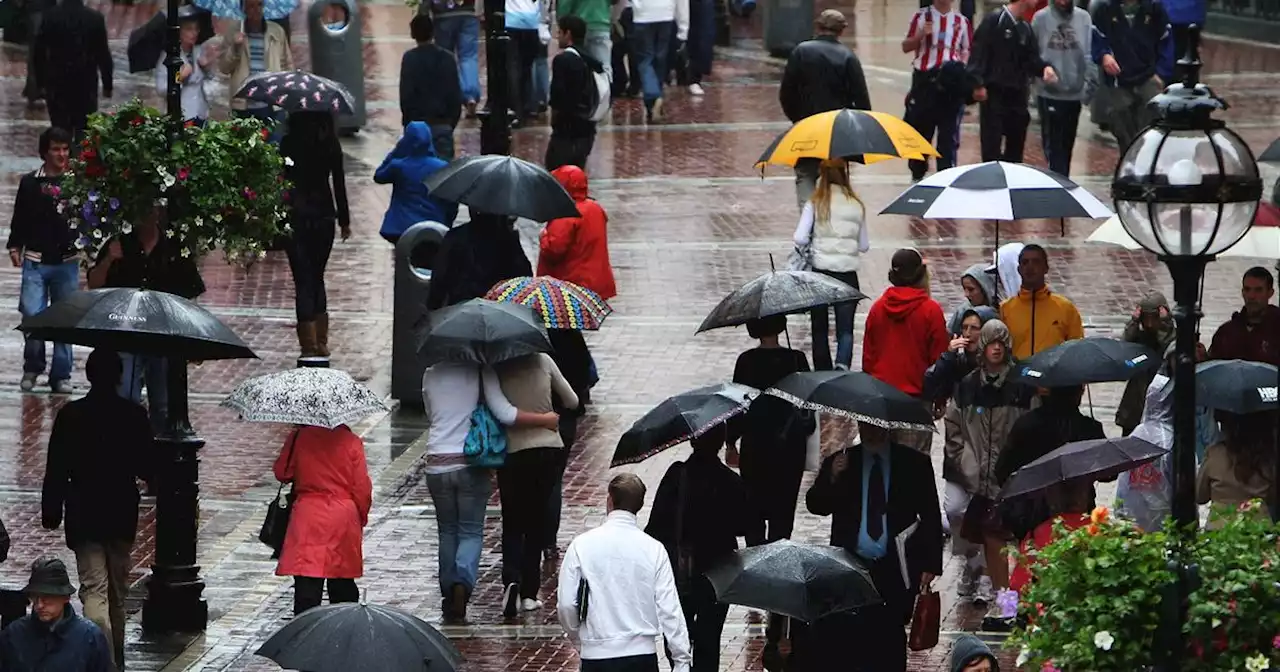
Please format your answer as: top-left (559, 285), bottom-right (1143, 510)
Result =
top-left (308, 0), bottom-right (367, 134)
top-left (391, 221), bottom-right (449, 408)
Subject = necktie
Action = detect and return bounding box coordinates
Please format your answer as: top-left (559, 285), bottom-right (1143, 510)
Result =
top-left (867, 454), bottom-right (885, 541)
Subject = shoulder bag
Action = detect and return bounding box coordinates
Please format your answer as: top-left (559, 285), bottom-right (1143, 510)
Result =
top-left (259, 429), bottom-right (300, 555)
top-left (463, 404), bottom-right (508, 468)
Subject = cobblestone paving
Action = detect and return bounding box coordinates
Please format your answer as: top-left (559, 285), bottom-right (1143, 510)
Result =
top-left (0, 0), bottom-right (1277, 669)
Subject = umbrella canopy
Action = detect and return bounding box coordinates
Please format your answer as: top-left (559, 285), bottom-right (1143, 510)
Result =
top-left (765, 371), bottom-right (935, 432)
top-left (1260, 137), bottom-right (1280, 163)
top-left (234, 70), bottom-right (356, 115)
top-left (484, 276), bottom-right (612, 330)
top-left (1014, 337), bottom-right (1160, 387)
top-left (880, 161), bottom-right (1113, 221)
top-left (1087, 207), bottom-right (1280, 258)
top-left (255, 602), bottom-right (462, 672)
top-left (423, 155), bottom-right (580, 221)
top-left (416, 299), bottom-right (551, 367)
top-left (127, 6), bottom-right (216, 73)
top-left (194, 0), bottom-right (297, 19)
top-left (696, 270), bottom-right (867, 333)
top-left (1000, 436), bottom-right (1167, 500)
top-left (610, 383), bottom-right (757, 467)
top-left (755, 109), bottom-right (940, 169)
top-left (705, 540), bottom-right (881, 622)
top-left (1195, 359), bottom-right (1279, 414)
top-left (221, 368), bottom-right (388, 429)
top-left (17, 288), bottom-right (255, 360)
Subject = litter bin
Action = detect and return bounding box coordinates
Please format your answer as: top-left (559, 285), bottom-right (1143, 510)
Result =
top-left (391, 221), bottom-right (449, 408)
top-left (762, 0), bottom-right (813, 58)
top-left (308, 0), bottom-right (366, 134)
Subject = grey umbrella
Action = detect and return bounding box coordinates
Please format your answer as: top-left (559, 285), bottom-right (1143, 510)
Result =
top-left (1259, 137), bottom-right (1280, 163)
top-left (255, 602), bottom-right (462, 672)
top-left (696, 270), bottom-right (867, 333)
top-left (1000, 436), bottom-right (1167, 500)
top-left (424, 155), bottom-right (579, 221)
top-left (1195, 359), bottom-right (1279, 415)
top-left (705, 539), bottom-right (881, 623)
top-left (415, 299), bottom-right (551, 367)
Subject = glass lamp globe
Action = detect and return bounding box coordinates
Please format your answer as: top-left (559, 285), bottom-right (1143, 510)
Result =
top-left (1113, 125), bottom-right (1260, 258)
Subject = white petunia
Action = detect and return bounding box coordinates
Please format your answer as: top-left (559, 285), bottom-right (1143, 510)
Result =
top-left (1016, 648), bottom-right (1031, 667)
top-left (284, 156), bottom-right (294, 167)
top-left (121, 222), bottom-right (133, 234)
top-left (1246, 654), bottom-right (1270, 672)
top-left (180, 247), bottom-right (191, 258)
top-left (1094, 631), bottom-right (1114, 652)
top-left (90, 228), bottom-right (103, 239)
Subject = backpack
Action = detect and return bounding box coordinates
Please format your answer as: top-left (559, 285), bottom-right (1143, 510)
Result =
top-left (463, 404), bottom-right (508, 468)
top-left (564, 47), bottom-right (611, 122)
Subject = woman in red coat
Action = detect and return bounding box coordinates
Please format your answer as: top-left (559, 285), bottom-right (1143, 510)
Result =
top-left (273, 424), bottom-right (373, 615)
top-left (537, 165), bottom-right (616, 300)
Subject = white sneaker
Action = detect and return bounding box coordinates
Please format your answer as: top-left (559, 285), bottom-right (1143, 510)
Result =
top-left (688, 83), bottom-right (705, 96)
top-left (519, 598), bottom-right (543, 612)
top-left (973, 575), bottom-right (994, 606)
top-left (19, 373), bottom-right (36, 392)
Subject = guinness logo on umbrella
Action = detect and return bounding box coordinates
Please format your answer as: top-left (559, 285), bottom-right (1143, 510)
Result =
top-left (108, 313), bottom-right (146, 323)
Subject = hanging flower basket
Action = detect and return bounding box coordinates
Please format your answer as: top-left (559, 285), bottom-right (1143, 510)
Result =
top-left (59, 98), bottom-right (291, 264)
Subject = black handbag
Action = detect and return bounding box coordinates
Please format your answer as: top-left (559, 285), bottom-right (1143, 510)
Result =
top-left (259, 430), bottom-right (300, 555)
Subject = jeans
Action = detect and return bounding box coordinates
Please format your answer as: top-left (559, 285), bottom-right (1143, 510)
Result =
top-left (687, 0), bottom-right (716, 83)
top-left (497, 447), bottom-right (559, 598)
top-left (584, 29), bottom-right (613, 80)
top-left (285, 219), bottom-right (336, 322)
top-left (581, 654), bottom-right (659, 672)
top-left (74, 540), bottom-right (132, 671)
top-left (1037, 97), bottom-right (1082, 177)
top-left (233, 107), bottom-right (286, 143)
top-left (630, 21), bottom-right (672, 105)
top-left (508, 28), bottom-right (541, 117)
top-left (979, 86), bottom-right (1031, 163)
top-left (809, 269), bottom-right (859, 371)
top-left (431, 123), bottom-right (456, 161)
top-left (435, 15), bottom-right (482, 103)
top-left (19, 259), bottom-right (79, 382)
top-left (118, 353), bottom-right (167, 434)
top-left (425, 467), bottom-right (491, 596)
top-left (904, 71), bottom-right (963, 180)
top-left (533, 43), bottom-right (550, 109)
top-left (293, 576), bottom-right (358, 615)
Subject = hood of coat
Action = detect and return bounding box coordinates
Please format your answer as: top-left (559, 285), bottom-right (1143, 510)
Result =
top-left (987, 242), bottom-right (1025, 302)
top-left (397, 121), bottom-right (437, 157)
top-left (552, 165), bottom-right (589, 202)
top-left (1131, 374), bottom-right (1174, 450)
top-left (879, 286), bottom-right (932, 320)
top-left (978, 319), bottom-right (1014, 363)
top-left (961, 263), bottom-right (998, 308)
top-left (951, 634), bottom-right (999, 672)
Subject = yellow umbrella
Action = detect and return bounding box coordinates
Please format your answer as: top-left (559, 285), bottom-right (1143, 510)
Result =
top-left (756, 109), bottom-right (940, 170)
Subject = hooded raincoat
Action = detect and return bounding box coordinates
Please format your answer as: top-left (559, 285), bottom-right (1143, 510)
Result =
top-left (862, 286), bottom-right (950, 396)
top-left (537, 166), bottom-right (616, 300)
top-left (1115, 375), bottom-right (1174, 531)
top-left (990, 242), bottom-right (1025, 302)
top-left (374, 122), bottom-right (458, 241)
top-left (947, 264), bottom-right (999, 335)
top-left (924, 305), bottom-right (999, 402)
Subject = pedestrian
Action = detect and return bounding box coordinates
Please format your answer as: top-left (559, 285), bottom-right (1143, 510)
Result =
top-left (723, 315), bottom-right (812, 666)
top-left (280, 111), bottom-right (351, 360)
top-left (504, 0), bottom-right (550, 124)
top-left (374, 121), bottom-right (458, 244)
top-left (902, 0), bottom-right (972, 183)
top-left (425, 0), bottom-right (481, 118)
top-left (0, 558), bottom-right (111, 671)
top-left (1115, 374), bottom-right (1174, 531)
top-left (542, 326), bottom-right (593, 563)
top-left (86, 206), bottom-right (206, 434)
top-left (644, 425), bottom-right (750, 672)
top-left (926, 306), bottom-right (999, 405)
top-left (156, 7), bottom-right (212, 125)
top-left (947, 263), bottom-right (998, 337)
top-left (998, 244), bottom-right (1084, 359)
top-left (1089, 0), bottom-right (1173, 151)
top-left (942, 318), bottom-right (1034, 629)
top-left (611, 5), bottom-right (640, 99)
top-left (272, 424), bottom-right (373, 615)
top-left (534, 37), bottom-right (552, 117)
top-left (546, 16), bottom-right (607, 171)
top-left (861, 248), bottom-right (950, 454)
top-left (805, 422), bottom-right (943, 672)
top-left (1031, 0), bottom-right (1094, 176)
top-left (950, 633), bottom-right (999, 672)
top-left (968, 0), bottom-right (1059, 164)
top-left (794, 159), bottom-right (869, 371)
top-left (32, 0), bottom-right (112, 138)
top-left (1007, 478), bottom-right (1092, 595)
top-left (1197, 412), bottom-right (1275, 529)
top-left (779, 9), bottom-right (871, 206)
top-left (426, 214), bottom-right (533, 309)
top-left (42, 350), bottom-right (150, 671)
top-left (9, 127), bottom-right (78, 394)
top-left (538, 165), bottom-right (616, 300)
top-left (629, 0), bottom-right (688, 123)
top-left (556, 473), bottom-right (692, 672)
top-left (20, 0), bottom-right (57, 108)
top-left (494, 353), bottom-right (579, 617)
top-left (1116, 291), bottom-right (1174, 436)
top-left (219, 0), bottom-right (292, 138)
top-left (558, 0), bottom-right (613, 72)
top-left (684, 0), bottom-right (715, 96)
top-left (400, 14), bottom-right (463, 159)
top-left (1207, 267), bottom-right (1280, 366)
top-left (421, 361), bottom-right (559, 622)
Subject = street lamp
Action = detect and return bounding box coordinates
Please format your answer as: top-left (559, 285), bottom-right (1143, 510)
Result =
top-left (1109, 24), bottom-right (1261, 669)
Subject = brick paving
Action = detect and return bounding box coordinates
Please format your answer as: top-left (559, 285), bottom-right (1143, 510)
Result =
top-left (0, 0), bottom-right (1276, 670)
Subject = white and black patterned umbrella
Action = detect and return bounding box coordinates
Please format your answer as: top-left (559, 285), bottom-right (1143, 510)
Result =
top-left (880, 161), bottom-right (1113, 221)
top-left (222, 368), bottom-right (388, 429)
top-left (234, 70), bottom-right (355, 115)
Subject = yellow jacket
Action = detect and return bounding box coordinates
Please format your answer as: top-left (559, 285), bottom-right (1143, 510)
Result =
top-left (999, 286), bottom-right (1084, 360)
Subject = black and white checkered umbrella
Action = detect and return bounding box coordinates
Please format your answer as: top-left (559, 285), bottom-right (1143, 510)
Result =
top-left (880, 161), bottom-right (1113, 221)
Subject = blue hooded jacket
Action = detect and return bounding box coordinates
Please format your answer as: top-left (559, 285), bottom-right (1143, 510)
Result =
top-left (374, 122), bottom-right (458, 241)
top-left (0, 606), bottom-right (111, 671)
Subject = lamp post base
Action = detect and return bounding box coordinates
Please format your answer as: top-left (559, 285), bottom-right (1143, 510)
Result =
top-left (141, 432), bottom-right (209, 634)
top-left (297, 355), bottom-right (330, 369)
top-left (142, 566), bottom-right (208, 633)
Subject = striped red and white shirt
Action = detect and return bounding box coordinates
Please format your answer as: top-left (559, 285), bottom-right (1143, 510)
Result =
top-left (906, 6), bottom-right (972, 72)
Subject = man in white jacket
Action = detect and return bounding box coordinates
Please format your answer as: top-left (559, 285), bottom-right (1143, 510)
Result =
top-left (557, 473), bottom-right (691, 672)
top-left (629, 0), bottom-right (689, 123)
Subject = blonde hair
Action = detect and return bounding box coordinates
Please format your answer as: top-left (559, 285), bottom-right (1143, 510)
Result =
top-left (809, 159), bottom-right (864, 224)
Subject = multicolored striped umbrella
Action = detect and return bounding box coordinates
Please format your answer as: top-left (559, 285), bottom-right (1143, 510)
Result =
top-left (485, 277), bottom-right (613, 331)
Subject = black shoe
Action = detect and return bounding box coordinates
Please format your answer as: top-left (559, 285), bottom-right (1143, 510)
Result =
top-left (502, 583), bottom-right (519, 618)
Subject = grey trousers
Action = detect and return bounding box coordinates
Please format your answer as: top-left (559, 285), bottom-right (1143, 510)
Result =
top-left (1102, 76), bottom-right (1164, 152)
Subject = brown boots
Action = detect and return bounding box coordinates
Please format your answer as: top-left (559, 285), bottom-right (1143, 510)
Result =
top-left (315, 313), bottom-right (330, 357)
top-left (296, 314), bottom-right (332, 358)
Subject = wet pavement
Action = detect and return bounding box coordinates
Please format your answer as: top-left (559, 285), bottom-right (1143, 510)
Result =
top-left (0, 0), bottom-right (1277, 670)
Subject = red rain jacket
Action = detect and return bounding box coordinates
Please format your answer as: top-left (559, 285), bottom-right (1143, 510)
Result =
top-left (862, 286), bottom-right (950, 396)
top-left (538, 166), bottom-right (617, 300)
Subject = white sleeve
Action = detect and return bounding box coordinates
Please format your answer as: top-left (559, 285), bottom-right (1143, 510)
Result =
top-left (155, 53), bottom-right (168, 96)
top-left (654, 550), bottom-right (692, 672)
top-left (794, 202), bottom-right (815, 247)
top-left (542, 354), bottom-right (580, 411)
top-left (481, 366), bottom-right (520, 426)
top-left (674, 0), bottom-right (689, 42)
top-left (556, 542), bottom-right (583, 638)
top-left (858, 211), bottom-right (870, 254)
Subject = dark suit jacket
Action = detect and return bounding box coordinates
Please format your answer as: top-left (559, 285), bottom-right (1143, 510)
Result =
top-left (33, 0), bottom-right (112, 113)
top-left (806, 442), bottom-right (943, 607)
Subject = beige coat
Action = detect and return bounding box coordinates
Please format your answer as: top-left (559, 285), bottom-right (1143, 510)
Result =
top-left (1196, 442), bottom-right (1274, 529)
top-left (218, 22), bottom-right (293, 110)
top-left (494, 353), bottom-right (578, 453)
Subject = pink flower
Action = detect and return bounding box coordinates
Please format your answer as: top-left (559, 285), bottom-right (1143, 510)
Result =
top-left (1272, 634), bottom-right (1280, 649)
top-left (177, 167), bottom-right (190, 181)
top-left (1042, 662), bottom-right (1061, 672)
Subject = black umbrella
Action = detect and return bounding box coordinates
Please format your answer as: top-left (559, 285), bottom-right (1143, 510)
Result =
top-left (1259, 137), bottom-right (1280, 163)
top-left (17, 288), bottom-right (255, 360)
top-left (765, 371), bottom-right (935, 432)
top-left (1000, 436), bottom-right (1167, 500)
top-left (1195, 359), bottom-right (1279, 414)
top-left (705, 540), bottom-right (881, 623)
top-left (416, 299), bottom-right (551, 367)
top-left (696, 270), bottom-right (867, 333)
top-left (255, 602), bottom-right (462, 672)
top-left (234, 70), bottom-right (356, 115)
top-left (610, 383), bottom-right (757, 467)
top-left (423, 155), bottom-right (579, 222)
top-left (1014, 337), bottom-right (1160, 387)
top-left (127, 5), bottom-right (216, 74)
